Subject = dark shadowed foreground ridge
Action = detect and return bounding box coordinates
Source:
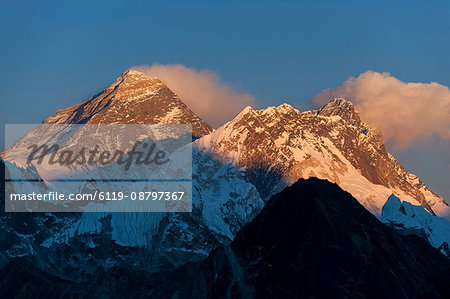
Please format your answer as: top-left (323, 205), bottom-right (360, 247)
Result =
top-left (1, 178), bottom-right (449, 298)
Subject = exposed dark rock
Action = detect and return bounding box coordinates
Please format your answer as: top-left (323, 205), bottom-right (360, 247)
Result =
top-left (148, 178), bottom-right (450, 298)
top-left (42, 69), bottom-right (213, 138)
top-left (3, 178), bottom-right (448, 298)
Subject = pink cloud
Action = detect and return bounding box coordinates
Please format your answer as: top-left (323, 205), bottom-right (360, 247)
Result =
top-left (312, 71), bottom-right (450, 150)
top-left (134, 64), bottom-right (256, 128)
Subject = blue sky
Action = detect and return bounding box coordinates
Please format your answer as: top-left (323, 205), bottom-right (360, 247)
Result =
top-left (1, 0), bottom-right (449, 199)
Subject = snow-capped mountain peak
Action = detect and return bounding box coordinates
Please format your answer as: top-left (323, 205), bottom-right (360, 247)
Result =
top-left (42, 69), bottom-right (213, 137)
top-left (195, 99), bottom-right (450, 220)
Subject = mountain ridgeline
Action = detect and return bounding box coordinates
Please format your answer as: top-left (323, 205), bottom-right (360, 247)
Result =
top-left (1, 69), bottom-right (449, 298)
top-left (43, 69), bottom-right (213, 138)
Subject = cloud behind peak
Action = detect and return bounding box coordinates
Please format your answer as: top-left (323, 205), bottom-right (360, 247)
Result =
top-left (312, 71), bottom-right (450, 150)
top-left (134, 64), bottom-right (256, 128)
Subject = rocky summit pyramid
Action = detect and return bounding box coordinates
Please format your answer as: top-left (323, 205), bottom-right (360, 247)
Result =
top-left (195, 98), bottom-right (449, 220)
top-left (42, 69), bottom-right (213, 138)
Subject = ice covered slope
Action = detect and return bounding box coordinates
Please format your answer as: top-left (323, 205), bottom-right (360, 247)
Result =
top-left (381, 194), bottom-right (450, 256)
top-left (60, 148), bottom-right (264, 269)
top-left (195, 98), bottom-right (449, 219)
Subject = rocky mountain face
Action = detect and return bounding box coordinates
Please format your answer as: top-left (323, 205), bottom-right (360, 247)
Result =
top-left (2, 178), bottom-right (449, 298)
top-left (42, 69), bottom-right (213, 138)
top-left (195, 98), bottom-right (449, 219)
